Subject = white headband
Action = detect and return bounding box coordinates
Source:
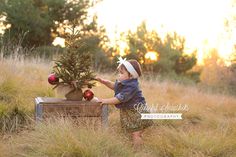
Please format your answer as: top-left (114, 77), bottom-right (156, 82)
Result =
top-left (117, 57), bottom-right (139, 78)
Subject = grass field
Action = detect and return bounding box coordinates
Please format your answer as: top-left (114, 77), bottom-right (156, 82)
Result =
top-left (0, 58), bottom-right (236, 157)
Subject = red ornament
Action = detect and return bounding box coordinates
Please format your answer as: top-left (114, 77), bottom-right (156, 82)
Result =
top-left (48, 74), bottom-right (59, 85)
top-left (83, 89), bottom-right (94, 101)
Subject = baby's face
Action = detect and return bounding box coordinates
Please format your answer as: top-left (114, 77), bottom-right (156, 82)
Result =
top-left (117, 66), bottom-right (131, 81)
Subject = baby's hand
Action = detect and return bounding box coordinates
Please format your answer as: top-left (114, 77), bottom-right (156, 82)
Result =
top-left (91, 97), bottom-right (104, 106)
top-left (95, 77), bottom-right (106, 84)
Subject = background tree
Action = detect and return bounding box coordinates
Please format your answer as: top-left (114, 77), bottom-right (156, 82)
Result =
top-left (0, 0), bottom-right (111, 71)
top-left (120, 22), bottom-right (198, 79)
top-left (224, 0), bottom-right (236, 93)
top-left (0, 0), bottom-right (103, 47)
top-left (0, 0), bottom-right (53, 47)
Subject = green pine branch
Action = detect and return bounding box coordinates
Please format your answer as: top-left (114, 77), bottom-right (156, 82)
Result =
top-left (52, 34), bottom-right (96, 90)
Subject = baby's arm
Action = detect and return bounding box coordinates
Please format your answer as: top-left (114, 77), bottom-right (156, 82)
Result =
top-left (96, 77), bottom-right (115, 90)
top-left (97, 85), bottom-right (138, 105)
top-left (97, 97), bottom-right (121, 105)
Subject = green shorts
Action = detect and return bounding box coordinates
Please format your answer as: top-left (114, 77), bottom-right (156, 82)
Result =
top-left (120, 107), bottom-right (154, 133)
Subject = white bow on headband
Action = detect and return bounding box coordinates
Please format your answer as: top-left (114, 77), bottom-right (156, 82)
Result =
top-left (117, 57), bottom-right (139, 78)
top-left (117, 56), bottom-right (127, 67)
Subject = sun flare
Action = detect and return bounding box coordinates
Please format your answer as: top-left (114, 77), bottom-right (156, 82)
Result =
top-left (145, 51), bottom-right (159, 61)
top-left (52, 37), bottom-right (65, 48)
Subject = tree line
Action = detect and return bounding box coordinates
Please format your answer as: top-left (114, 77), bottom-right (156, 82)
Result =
top-left (0, 0), bottom-right (235, 84)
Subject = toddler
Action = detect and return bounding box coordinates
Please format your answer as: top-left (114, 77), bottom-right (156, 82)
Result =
top-left (96, 57), bottom-right (154, 149)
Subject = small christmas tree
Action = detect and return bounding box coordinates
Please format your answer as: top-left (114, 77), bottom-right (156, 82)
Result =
top-left (51, 33), bottom-right (97, 100)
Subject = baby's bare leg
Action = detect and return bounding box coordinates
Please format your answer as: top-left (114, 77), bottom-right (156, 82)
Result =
top-left (131, 130), bottom-right (143, 151)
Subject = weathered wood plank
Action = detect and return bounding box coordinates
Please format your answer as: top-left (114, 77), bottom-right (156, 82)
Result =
top-left (35, 97), bottom-right (108, 127)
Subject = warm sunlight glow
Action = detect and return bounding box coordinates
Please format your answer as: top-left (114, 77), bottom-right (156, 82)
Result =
top-left (145, 51), bottom-right (159, 61)
top-left (0, 15), bottom-right (10, 34)
top-left (117, 41), bottom-right (128, 56)
top-left (52, 37), bottom-right (65, 47)
top-left (93, 0), bottom-right (235, 65)
top-left (0, 0), bottom-right (235, 66)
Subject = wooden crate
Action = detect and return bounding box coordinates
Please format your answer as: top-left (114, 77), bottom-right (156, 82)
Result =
top-left (35, 97), bottom-right (108, 127)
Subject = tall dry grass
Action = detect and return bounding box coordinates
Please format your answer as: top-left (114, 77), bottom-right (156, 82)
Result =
top-left (7, 118), bottom-right (135, 157)
top-left (0, 56), bottom-right (236, 156)
top-left (0, 58), bottom-right (54, 133)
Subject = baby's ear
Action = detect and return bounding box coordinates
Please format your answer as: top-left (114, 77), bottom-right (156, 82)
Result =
top-left (128, 72), bottom-right (133, 78)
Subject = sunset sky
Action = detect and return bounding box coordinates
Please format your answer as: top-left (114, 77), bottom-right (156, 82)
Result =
top-left (1, 0), bottom-right (235, 65)
top-left (92, 0), bottom-right (236, 65)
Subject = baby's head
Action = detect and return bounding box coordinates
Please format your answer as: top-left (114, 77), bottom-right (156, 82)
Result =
top-left (117, 59), bottom-right (142, 81)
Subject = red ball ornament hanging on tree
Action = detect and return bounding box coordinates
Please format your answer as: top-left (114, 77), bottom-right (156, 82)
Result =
top-left (48, 74), bottom-right (59, 85)
top-left (83, 89), bottom-right (94, 101)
